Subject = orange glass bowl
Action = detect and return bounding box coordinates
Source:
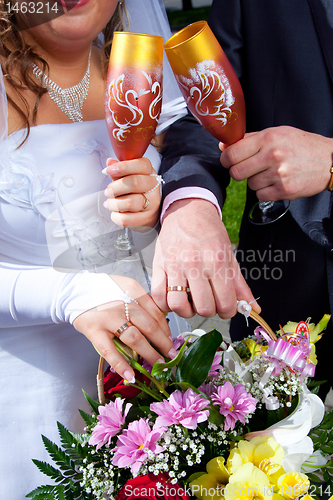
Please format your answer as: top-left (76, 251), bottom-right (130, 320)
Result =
top-left (105, 32), bottom-right (164, 161)
top-left (164, 21), bottom-right (245, 145)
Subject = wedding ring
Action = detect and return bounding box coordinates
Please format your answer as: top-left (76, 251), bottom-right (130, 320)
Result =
top-left (113, 321), bottom-right (133, 338)
top-left (167, 286), bottom-right (189, 292)
top-left (142, 194), bottom-right (149, 210)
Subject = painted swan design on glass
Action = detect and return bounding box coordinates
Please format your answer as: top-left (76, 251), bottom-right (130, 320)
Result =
top-left (177, 62), bottom-right (238, 129)
top-left (107, 71), bottom-right (162, 143)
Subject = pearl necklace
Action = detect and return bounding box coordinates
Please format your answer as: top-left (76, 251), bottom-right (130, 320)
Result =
top-left (32, 49), bottom-right (92, 122)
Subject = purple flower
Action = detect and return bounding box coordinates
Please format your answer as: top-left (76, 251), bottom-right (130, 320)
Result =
top-left (88, 398), bottom-right (132, 450)
top-left (209, 352), bottom-right (223, 379)
top-left (211, 381), bottom-right (257, 431)
top-left (150, 388), bottom-right (210, 430)
top-left (199, 382), bottom-right (218, 398)
top-left (112, 418), bottom-right (166, 474)
top-left (172, 334), bottom-right (185, 350)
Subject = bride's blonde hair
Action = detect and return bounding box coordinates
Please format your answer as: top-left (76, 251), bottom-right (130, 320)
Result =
top-left (0, 0), bottom-right (128, 138)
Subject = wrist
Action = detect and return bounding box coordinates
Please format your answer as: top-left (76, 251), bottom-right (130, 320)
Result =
top-left (164, 197), bottom-right (220, 219)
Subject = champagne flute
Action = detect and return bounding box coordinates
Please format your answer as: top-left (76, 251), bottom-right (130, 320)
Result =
top-left (164, 21), bottom-right (289, 224)
top-left (105, 31), bottom-right (163, 253)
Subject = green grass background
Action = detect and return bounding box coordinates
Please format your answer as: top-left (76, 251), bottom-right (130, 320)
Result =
top-left (166, 6), bottom-right (247, 244)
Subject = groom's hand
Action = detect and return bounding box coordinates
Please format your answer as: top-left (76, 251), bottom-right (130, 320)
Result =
top-left (151, 198), bottom-right (260, 318)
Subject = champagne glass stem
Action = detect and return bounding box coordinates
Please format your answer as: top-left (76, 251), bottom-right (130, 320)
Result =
top-left (114, 228), bottom-right (132, 252)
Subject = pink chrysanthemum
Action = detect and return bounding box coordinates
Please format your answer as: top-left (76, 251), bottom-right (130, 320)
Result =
top-left (150, 388), bottom-right (210, 430)
top-left (112, 418), bottom-right (166, 475)
top-left (209, 352), bottom-right (223, 379)
top-left (211, 381), bottom-right (257, 431)
top-left (89, 398), bottom-right (132, 450)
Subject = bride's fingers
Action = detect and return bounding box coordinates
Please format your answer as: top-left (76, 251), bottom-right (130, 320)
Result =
top-left (103, 157), bottom-right (155, 180)
top-left (90, 327), bottom-right (137, 383)
top-left (116, 310), bottom-right (176, 367)
top-left (105, 174), bottom-right (160, 198)
top-left (135, 291), bottom-right (172, 340)
top-left (104, 193), bottom-right (153, 213)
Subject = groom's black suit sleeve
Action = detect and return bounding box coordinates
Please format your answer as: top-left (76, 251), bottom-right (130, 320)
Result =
top-left (160, 112), bottom-right (228, 208)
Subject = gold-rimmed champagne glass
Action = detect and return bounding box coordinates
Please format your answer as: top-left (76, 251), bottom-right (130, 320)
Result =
top-left (105, 31), bottom-right (163, 253)
top-left (164, 21), bottom-right (289, 224)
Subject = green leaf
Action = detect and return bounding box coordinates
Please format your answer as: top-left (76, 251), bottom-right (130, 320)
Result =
top-left (306, 473), bottom-right (322, 483)
top-left (25, 484), bottom-right (56, 499)
top-left (208, 404), bottom-right (224, 426)
top-left (55, 484), bottom-right (66, 500)
top-left (82, 389), bottom-right (100, 415)
top-left (176, 330), bottom-right (223, 387)
top-left (310, 314), bottom-right (331, 340)
top-left (31, 460), bottom-right (64, 482)
top-left (57, 422), bottom-right (87, 461)
top-left (151, 338), bottom-right (189, 378)
top-left (41, 435), bottom-right (76, 474)
top-left (78, 409), bottom-right (97, 426)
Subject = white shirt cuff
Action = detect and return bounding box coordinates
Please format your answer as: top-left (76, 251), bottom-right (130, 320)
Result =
top-left (160, 187), bottom-right (223, 223)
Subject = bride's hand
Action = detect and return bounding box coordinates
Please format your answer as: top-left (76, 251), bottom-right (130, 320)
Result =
top-left (72, 275), bottom-right (176, 382)
top-left (103, 157), bottom-right (161, 228)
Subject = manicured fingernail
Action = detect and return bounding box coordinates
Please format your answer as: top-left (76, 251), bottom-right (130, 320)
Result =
top-left (168, 335), bottom-right (173, 341)
top-left (104, 188), bottom-right (109, 197)
top-left (124, 371), bottom-right (135, 384)
top-left (101, 167), bottom-right (109, 175)
top-left (168, 347), bottom-right (178, 359)
top-left (107, 158), bottom-right (119, 174)
top-left (103, 200), bottom-right (108, 208)
top-left (156, 358), bottom-right (165, 364)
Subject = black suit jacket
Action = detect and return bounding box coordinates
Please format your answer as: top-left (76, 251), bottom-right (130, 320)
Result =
top-left (160, 0), bottom-right (333, 391)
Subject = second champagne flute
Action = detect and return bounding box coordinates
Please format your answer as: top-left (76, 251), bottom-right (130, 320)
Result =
top-left (164, 21), bottom-right (289, 224)
top-left (105, 31), bottom-right (163, 253)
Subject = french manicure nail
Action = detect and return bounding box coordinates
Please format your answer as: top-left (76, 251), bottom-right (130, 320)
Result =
top-left (167, 347), bottom-right (178, 359)
top-left (156, 358), bottom-right (165, 364)
top-left (124, 370), bottom-right (135, 384)
top-left (101, 167), bottom-right (109, 175)
top-left (108, 165), bottom-right (119, 174)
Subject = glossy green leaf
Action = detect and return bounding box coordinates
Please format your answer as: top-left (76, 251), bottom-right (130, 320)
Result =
top-left (151, 338), bottom-right (189, 378)
top-left (175, 330), bottom-right (222, 388)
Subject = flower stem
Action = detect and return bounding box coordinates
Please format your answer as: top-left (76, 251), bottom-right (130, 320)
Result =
top-left (129, 381), bottom-right (164, 402)
top-left (130, 360), bottom-right (169, 398)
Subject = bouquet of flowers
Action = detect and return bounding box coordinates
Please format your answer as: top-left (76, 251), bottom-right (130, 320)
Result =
top-left (27, 308), bottom-right (333, 500)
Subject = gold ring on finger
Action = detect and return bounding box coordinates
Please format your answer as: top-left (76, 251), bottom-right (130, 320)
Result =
top-left (167, 286), bottom-right (189, 292)
top-left (113, 321), bottom-right (133, 338)
top-left (142, 194), bottom-right (149, 210)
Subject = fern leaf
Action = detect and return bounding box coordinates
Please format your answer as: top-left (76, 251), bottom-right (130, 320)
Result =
top-left (57, 422), bottom-right (87, 461)
top-left (41, 435), bottom-right (77, 473)
top-left (31, 460), bottom-right (64, 482)
top-left (78, 409), bottom-right (97, 426)
top-left (55, 484), bottom-right (66, 500)
top-left (25, 484), bottom-right (57, 499)
top-left (82, 389), bottom-right (100, 415)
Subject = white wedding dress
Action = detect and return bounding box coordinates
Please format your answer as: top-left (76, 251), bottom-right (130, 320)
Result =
top-left (0, 119), bottom-right (188, 498)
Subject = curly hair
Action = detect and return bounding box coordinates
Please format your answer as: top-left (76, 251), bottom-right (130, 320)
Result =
top-left (0, 0), bottom-right (128, 138)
